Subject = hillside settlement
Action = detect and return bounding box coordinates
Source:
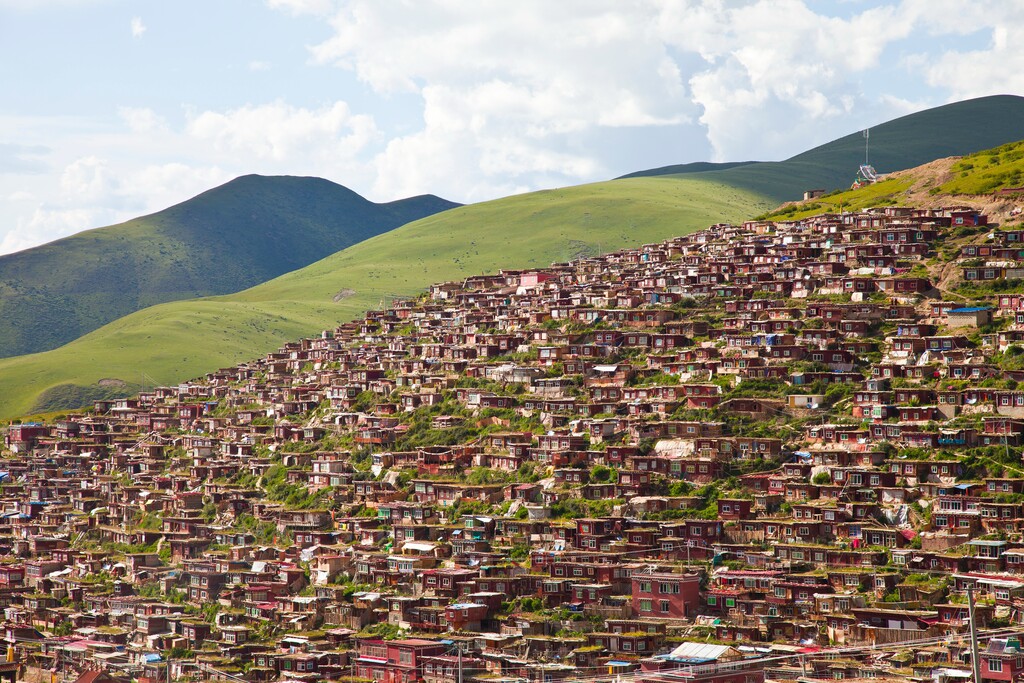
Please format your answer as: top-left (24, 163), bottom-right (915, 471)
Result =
top-left (6, 205), bottom-right (1024, 683)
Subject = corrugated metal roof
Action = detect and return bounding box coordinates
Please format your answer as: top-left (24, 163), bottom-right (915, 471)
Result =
top-left (667, 642), bottom-right (732, 661)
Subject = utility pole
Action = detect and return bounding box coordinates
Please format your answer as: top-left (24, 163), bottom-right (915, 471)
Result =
top-left (458, 644), bottom-right (463, 683)
top-left (968, 586), bottom-right (982, 683)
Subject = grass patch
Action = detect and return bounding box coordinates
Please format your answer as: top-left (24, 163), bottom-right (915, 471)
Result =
top-left (936, 140), bottom-right (1024, 195)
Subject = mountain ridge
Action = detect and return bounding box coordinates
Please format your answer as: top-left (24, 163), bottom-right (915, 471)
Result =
top-left (0, 174), bottom-right (459, 358)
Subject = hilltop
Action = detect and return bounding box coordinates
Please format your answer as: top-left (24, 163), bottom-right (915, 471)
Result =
top-left (761, 139), bottom-right (1024, 223)
top-left (624, 94), bottom-right (1024, 202)
top-left (0, 175), bottom-right (458, 358)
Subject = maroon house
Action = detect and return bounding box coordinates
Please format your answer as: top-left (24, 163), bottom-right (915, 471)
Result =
top-left (631, 572), bottom-right (701, 619)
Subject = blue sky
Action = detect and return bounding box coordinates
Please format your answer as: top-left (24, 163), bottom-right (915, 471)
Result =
top-left (1, 0), bottom-right (1022, 254)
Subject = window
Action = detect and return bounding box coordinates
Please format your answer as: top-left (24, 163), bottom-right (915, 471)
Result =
top-left (660, 600), bottom-right (671, 613)
top-left (989, 659), bottom-right (1003, 673)
top-left (639, 599), bottom-right (652, 611)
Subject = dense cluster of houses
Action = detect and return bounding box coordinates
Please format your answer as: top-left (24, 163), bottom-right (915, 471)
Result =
top-left (8, 204), bottom-right (1024, 683)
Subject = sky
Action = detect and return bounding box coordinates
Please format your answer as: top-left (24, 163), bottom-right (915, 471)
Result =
top-left (1, 0), bottom-right (1022, 255)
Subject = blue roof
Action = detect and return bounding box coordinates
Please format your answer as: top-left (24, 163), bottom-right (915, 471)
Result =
top-left (951, 306), bottom-right (991, 312)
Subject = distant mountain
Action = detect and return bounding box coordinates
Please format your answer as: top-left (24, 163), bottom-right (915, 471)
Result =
top-left (0, 175), bottom-right (458, 358)
top-left (624, 94), bottom-right (1024, 201)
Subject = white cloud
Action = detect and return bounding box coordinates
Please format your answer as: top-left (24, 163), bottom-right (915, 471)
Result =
top-left (914, 3), bottom-right (1024, 99)
top-left (294, 0), bottom-right (1024, 184)
top-left (118, 107), bottom-right (167, 134)
top-left (265, 0), bottom-right (335, 16)
top-left (130, 16), bottom-right (146, 39)
top-left (186, 100), bottom-right (378, 163)
top-left (652, 0), bottom-right (924, 160)
top-left (0, 98), bottom-right (385, 253)
top-left (60, 156), bottom-right (116, 202)
top-left (0, 96), bottom-right (382, 253)
top-left (8, 0), bottom-right (1024, 256)
top-left (306, 0), bottom-right (695, 199)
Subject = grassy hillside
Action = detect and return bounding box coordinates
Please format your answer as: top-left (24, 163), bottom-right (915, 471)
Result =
top-left (627, 95), bottom-right (1024, 202)
top-left (7, 96), bottom-right (1024, 418)
top-left (0, 175), bottom-right (458, 358)
top-left (936, 140), bottom-right (1024, 195)
top-left (758, 139), bottom-right (1024, 223)
top-left (0, 176), bottom-right (774, 418)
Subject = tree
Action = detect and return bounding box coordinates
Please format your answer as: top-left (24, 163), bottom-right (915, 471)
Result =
top-left (811, 471), bottom-right (833, 485)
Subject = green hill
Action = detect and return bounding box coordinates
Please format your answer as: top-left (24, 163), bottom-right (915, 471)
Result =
top-left (0, 175), bottom-right (458, 358)
top-left (6, 95), bottom-right (1024, 418)
top-left (0, 176), bottom-right (773, 418)
top-left (626, 94), bottom-right (1024, 202)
